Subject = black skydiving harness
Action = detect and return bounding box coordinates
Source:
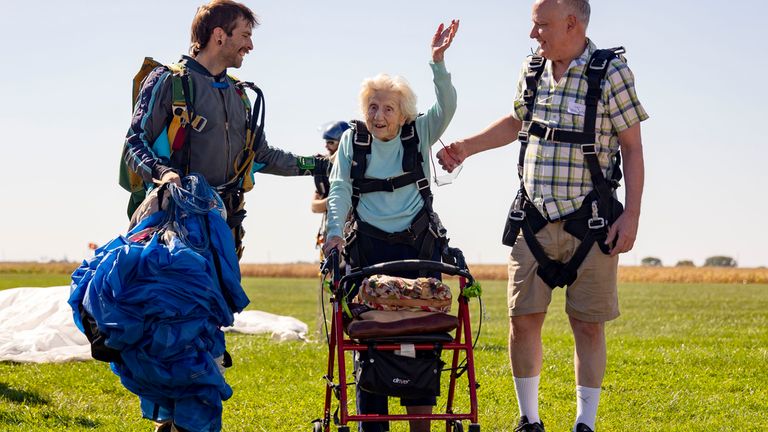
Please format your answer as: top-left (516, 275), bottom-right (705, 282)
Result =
top-left (343, 119), bottom-right (449, 273)
top-left (501, 47), bottom-right (627, 289)
top-left (175, 72), bottom-right (267, 259)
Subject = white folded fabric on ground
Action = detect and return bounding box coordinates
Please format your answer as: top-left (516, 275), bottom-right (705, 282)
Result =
top-left (0, 286), bottom-right (91, 363)
top-left (0, 286), bottom-right (308, 363)
top-left (223, 310), bottom-right (308, 341)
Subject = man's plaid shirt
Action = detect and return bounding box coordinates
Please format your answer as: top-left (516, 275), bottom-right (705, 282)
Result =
top-left (511, 39), bottom-right (648, 220)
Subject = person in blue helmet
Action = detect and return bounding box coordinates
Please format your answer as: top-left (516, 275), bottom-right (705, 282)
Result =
top-left (312, 121), bottom-right (351, 213)
top-left (312, 121), bottom-right (351, 252)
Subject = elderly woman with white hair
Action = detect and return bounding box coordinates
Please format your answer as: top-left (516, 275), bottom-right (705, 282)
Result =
top-left (323, 20), bottom-right (460, 432)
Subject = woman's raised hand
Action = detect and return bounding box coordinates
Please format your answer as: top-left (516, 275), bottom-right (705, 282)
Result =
top-left (432, 19), bottom-right (460, 63)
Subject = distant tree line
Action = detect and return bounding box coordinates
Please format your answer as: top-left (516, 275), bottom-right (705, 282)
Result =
top-left (703, 256), bottom-right (737, 267)
top-left (640, 256), bottom-right (738, 268)
top-left (641, 257), bottom-right (663, 267)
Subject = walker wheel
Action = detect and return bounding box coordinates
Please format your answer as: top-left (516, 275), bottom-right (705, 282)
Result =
top-left (337, 427), bottom-right (350, 432)
top-left (468, 423), bottom-right (480, 432)
top-left (452, 421), bottom-right (464, 432)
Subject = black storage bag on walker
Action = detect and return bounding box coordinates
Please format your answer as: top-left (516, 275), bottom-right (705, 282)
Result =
top-left (357, 346), bottom-right (444, 398)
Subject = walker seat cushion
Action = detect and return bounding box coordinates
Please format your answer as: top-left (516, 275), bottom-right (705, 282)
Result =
top-left (346, 309), bottom-right (458, 339)
top-left (359, 275), bottom-right (452, 313)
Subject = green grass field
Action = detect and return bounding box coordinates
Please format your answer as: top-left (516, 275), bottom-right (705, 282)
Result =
top-left (1, 273), bottom-right (767, 431)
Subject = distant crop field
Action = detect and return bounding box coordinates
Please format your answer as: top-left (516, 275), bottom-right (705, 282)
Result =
top-left (2, 262), bottom-right (767, 284)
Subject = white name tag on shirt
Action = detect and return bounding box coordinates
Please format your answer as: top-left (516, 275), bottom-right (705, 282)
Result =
top-left (567, 100), bottom-right (586, 116)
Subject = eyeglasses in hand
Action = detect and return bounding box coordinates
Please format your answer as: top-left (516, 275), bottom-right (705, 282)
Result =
top-left (429, 138), bottom-right (463, 187)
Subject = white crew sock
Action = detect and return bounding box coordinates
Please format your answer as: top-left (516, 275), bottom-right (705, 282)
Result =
top-left (513, 375), bottom-right (540, 424)
top-left (574, 385), bottom-right (601, 431)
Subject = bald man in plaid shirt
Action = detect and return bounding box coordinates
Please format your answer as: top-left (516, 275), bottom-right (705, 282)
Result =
top-left (436, 0), bottom-right (647, 431)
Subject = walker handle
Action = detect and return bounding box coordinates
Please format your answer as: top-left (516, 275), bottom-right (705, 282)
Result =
top-left (319, 249), bottom-right (341, 284)
top-left (339, 259), bottom-right (473, 286)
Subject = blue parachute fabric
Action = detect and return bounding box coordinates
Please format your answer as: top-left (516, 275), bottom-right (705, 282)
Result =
top-left (69, 174), bottom-right (249, 432)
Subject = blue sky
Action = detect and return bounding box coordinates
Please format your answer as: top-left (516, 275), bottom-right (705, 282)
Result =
top-left (0, 1), bottom-right (766, 267)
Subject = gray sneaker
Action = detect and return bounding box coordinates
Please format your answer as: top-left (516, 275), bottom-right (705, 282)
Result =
top-left (514, 416), bottom-right (545, 432)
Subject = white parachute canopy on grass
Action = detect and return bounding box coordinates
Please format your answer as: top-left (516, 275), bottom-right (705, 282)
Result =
top-left (0, 286), bottom-right (308, 364)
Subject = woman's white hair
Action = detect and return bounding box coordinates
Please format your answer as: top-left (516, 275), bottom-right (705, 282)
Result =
top-left (562, 0), bottom-right (590, 26)
top-left (359, 74), bottom-right (418, 123)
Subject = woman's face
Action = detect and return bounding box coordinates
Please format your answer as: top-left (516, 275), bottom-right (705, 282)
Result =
top-left (365, 90), bottom-right (406, 141)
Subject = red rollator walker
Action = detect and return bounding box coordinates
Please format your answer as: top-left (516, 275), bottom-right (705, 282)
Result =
top-left (312, 248), bottom-right (482, 432)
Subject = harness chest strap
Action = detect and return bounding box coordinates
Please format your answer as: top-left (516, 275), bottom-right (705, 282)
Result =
top-left (170, 66), bottom-right (254, 179)
top-left (521, 47), bottom-right (626, 151)
top-left (348, 120), bottom-right (432, 213)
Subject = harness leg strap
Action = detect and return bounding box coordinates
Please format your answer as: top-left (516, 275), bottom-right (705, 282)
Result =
top-left (521, 221), bottom-right (597, 289)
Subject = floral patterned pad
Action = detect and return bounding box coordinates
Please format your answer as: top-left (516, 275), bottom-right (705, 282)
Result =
top-left (358, 275), bottom-right (452, 313)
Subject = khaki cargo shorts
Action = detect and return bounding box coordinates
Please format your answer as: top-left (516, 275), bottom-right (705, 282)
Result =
top-left (507, 221), bottom-right (619, 322)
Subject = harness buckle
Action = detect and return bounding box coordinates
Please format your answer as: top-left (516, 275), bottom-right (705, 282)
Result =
top-left (523, 88), bottom-right (535, 99)
top-left (581, 144), bottom-right (597, 155)
top-left (172, 104), bottom-right (207, 132)
top-left (588, 200), bottom-right (605, 229)
top-left (509, 209), bottom-right (525, 221)
top-left (352, 187), bottom-right (360, 200)
top-left (528, 56), bottom-right (545, 69)
top-left (190, 115), bottom-right (208, 132)
top-left (344, 229), bottom-right (357, 245)
top-left (517, 131), bottom-right (529, 144)
top-left (416, 178), bottom-right (429, 191)
top-left (354, 132), bottom-right (371, 146)
top-left (589, 57), bottom-right (609, 70)
top-left (543, 127), bottom-right (556, 141)
top-left (588, 217), bottom-right (606, 230)
top-left (429, 226), bottom-right (438, 238)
